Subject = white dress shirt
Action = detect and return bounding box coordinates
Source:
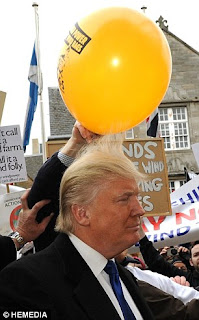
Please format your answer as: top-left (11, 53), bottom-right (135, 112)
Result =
top-left (69, 234), bottom-right (143, 320)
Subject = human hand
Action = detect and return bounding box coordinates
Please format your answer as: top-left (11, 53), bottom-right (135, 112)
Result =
top-left (178, 246), bottom-right (189, 254)
top-left (73, 121), bottom-right (100, 144)
top-left (61, 121), bottom-right (100, 157)
top-left (159, 247), bottom-right (170, 256)
top-left (14, 189), bottom-right (53, 249)
top-left (170, 275), bottom-right (190, 287)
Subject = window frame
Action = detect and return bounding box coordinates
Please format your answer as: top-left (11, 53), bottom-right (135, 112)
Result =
top-left (169, 180), bottom-right (185, 193)
top-left (159, 106), bottom-right (190, 151)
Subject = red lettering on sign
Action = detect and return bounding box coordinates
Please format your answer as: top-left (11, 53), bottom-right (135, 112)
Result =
top-left (141, 221), bottom-right (148, 232)
top-left (176, 208), bottom-right (197, 225)
top-left (147, 216), bottom-right (166, 230)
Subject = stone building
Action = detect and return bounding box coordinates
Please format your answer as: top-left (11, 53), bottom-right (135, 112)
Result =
top-left (46, 16), bottom-right (199, 193)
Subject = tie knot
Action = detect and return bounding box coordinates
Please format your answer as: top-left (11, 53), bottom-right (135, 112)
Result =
top-left (104, 260), bottom-right (118, 275)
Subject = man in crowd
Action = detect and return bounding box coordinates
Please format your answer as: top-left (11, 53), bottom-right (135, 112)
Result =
top-left (27, 121), bottom-right (98, 251)
top-left (0, 135), bottom-right (154, 319)
top-left (139, 225), bottom-right (199, 287)
top-left (1, 130), bottom-right (199, 319)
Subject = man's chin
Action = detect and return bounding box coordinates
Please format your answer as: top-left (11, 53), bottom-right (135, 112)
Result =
top-left (128, 232), bottom-right (140, 247)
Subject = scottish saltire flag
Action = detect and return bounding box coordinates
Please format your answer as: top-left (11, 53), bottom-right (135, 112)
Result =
top-left (146, 108), bottom-right (159, 137)
top-left (23, 44), bottom-right (38, 152)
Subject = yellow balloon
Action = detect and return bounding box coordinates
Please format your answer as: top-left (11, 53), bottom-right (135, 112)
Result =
top-left (57, 7), bottom-right (172, 134)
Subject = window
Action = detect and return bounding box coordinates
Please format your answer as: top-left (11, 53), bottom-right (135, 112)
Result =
top-left (125, 129), bottom-right (134, 139)
top-left (159, 107), bottom-right (190, 150)
top-left (169, 180), bottom-right (185, 193)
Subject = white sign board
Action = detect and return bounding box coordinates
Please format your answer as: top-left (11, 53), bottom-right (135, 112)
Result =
top-left (0, 189), bottom-right (25, 235)
top-left (0, 125), bottom-right (27, 184)
top-left (192, 143), bottom-right (199, 168)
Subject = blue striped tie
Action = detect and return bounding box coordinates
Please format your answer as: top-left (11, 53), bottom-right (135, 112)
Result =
top-left (104, 260), bottom-right (136, 320)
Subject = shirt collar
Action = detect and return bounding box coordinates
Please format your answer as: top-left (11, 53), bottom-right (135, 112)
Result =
top-left (69, 233), bottom-right (108, 277)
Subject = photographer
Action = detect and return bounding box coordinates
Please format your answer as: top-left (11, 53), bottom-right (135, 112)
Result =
top-left (159, 245), bottom-right (192, 271)
top-left (139, 226), bottom-right (199, 287)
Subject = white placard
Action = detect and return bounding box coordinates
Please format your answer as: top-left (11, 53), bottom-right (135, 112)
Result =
top-left (0, 189), bottom-right (25, 235)
top-left (192, 143), bottom-right (199, 168)
top-left (130, 175), bottom-right (199, 252)
top-left (0, 125), bottom-right (27, 184)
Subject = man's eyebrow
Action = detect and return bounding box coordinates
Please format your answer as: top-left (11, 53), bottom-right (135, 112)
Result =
top-left (116, 191), bottom-right (138, 198)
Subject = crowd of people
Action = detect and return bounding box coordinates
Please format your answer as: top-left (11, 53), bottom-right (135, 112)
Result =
top-left (0, 122), bottom-right (199, 319)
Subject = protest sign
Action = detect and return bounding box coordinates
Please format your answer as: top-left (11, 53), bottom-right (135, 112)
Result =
top-left (0, 125), bottom-right (27, 184)
top-left (123, 138), bottom-right (171, 216)
top-left (192, 143), bottom-right (199, 168)
top-left (0, 189), bottom-right (25, 235)
top-left (129, 175), bottom-right (199, 252)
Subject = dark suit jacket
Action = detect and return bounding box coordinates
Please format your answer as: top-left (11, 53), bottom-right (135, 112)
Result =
top-left (0, 233), bottom-right (154, 320)
top-left (0, 235), bottom-right (16, 271)
top-left (137, 280), bottom-right (199, 320)
top-left (27, 152), bottom-right (67, 251)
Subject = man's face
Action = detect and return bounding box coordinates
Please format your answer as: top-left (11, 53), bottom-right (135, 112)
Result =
top-left (190, 244), bottom-right (199, 272)
top-left (85, 178), bottom-right (145, 258)
top-left (173, 261), bottom-right (187, 272)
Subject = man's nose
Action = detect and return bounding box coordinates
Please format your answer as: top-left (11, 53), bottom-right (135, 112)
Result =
top-left (131, 197), bottom-right (145, 217)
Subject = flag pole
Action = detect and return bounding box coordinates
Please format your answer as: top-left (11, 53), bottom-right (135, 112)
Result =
top-left (32, 2), bottom-right (46, 163)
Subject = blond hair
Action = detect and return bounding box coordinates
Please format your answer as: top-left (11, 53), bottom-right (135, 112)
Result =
top-left (55, 134), bottom-right (144, 233)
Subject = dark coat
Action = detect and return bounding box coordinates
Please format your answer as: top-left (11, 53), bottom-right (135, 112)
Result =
top-left (0, 236), bottom-right (16, 271)
top-left (138, 280), bottom-right (199, 320)
top-left (0, 233), bottom-right (154, 320)
top-left (27, 152), bottom-right (66, 251)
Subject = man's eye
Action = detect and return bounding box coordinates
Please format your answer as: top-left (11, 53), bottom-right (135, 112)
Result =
top-left (119, 198), bottom-right (128, 202)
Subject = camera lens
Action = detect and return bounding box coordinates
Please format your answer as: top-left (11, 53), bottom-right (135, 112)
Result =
top-left (171, 248), bottom-right (178, 255)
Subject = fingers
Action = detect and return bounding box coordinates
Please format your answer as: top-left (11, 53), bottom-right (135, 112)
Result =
top-left (39, 212), bottom-right (54, 231)
top-left (20, 196), bottom-right (51, 222)
top-left (178, 246), bottom-right (188, 253)
top-left (32, 199), bottom-right (51, 212)
top-left (170, 276), bottom-right (190, 287)
top-left (20, 189), bottom-right (31, 211)
top-left (75, 121), bottom-right (100, 143)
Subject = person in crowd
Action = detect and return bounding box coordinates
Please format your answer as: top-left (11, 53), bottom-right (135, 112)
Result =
top-left (139, 225), bottom-right (199, 287)
top-left (116, 250), bottom-right (199, 305)
top-left (171, 256), bottom-right (188, 272)
top-left (0, 135), bottom-right (154, 319)
top-left (27, 121), bottom-right (99, 251)
top-left (159, 245), bottom-right (191, 270)
top-left (1, 135), bottom-right (199, 320)
top-left (116, 249), bottom-right (146, 269)
top-left (159, 245), bottom-right (178, 262)
top-left (0, 189), bottom-right (53, 271)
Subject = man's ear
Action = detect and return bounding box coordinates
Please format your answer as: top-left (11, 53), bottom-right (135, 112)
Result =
top-left (71, 204), bottom-right (90, 226)
top-left (189, 258), bottom-right (193, 267)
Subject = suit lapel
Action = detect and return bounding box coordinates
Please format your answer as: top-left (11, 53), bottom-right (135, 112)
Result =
top-left (117, 263), bottom-right (155, 320)
top-left (54, 234), bottom-right (121, 319)
top-left (53, 234), bottom-right (154, 320)
top-left (74, 269), bottom-right (121, 320)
